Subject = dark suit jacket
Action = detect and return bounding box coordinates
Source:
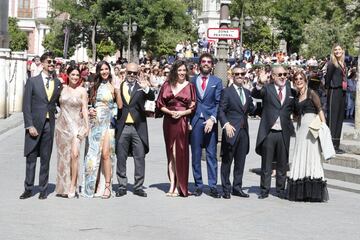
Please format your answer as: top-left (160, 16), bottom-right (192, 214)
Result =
top-left (116, 81), bottom-right (155, 154)
top-left (23, 74), bottom-right (62, 156)
top-left (325, 61), bottom-right (346, 89)
top-left (190, 75), bottom-right (223, 127)
top-left (251, 82), bottom-right (295, 155)
top-left (218, 85), bottom-right (255, 155)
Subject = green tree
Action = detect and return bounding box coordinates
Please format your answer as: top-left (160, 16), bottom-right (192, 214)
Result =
top-left (231, 0), bottom-right (275, 53)
top-left (8, 17), bottom-right (28, 51)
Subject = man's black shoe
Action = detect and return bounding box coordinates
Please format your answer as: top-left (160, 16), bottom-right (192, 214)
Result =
top-left (232, 189), bottom-right (250, 198)
top-left (209, 188), bottom-right (221, 198)
top-left (222, 192), bottom-right (231, 199)
top-left (336, 149), bottom-right (345, 154)
top-left (193, 188), bottom-right (203, 197)
top-left (277, 191), bottom-right (287, 199)
top-left (38, 192), bottom-right (47, 200)
top-left (133, 189), bottom-right (147, 197)
top-left (258, 193), bottom-right (269, 199)
top-left (115, 189), bottom-right (127, 197)
top-left (19, 190), bottom-right (32, 199)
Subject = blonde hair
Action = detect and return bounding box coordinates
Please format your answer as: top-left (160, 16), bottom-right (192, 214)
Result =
top-left (330, 43), bottom-right (345, 68)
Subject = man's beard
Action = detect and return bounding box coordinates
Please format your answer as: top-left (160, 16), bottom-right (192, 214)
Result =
top-left (126, 76), bottom-right (137, 83)
top-left (199, 65), bottom-right (212, 75)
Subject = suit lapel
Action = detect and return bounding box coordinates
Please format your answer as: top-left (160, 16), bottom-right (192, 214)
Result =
top-left (270, 84), bottom-right (281, 107)
top-left (202, 76), bottom-right (213, 99)
top-left (130, 83), bottom-right (140, 103)
top-left (37, 75), bottom-right (49, 102)
top-left (230, 85), bottom-right (244, 112)
top-left (192, 75), bottom-right (203, 100)
top-left (49, 78), bottom-right (60, 102)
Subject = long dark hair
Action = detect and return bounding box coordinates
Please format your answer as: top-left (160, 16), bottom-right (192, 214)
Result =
top-left (66, 65), bottom-right (81, 87)
top-left (90, 61), bottom-right (112, 105)
top-left (168, 60), bottom-right (189, 86)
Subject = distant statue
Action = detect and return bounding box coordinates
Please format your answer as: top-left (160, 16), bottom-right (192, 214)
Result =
top-left (198, 20), bottom-right (206, 39)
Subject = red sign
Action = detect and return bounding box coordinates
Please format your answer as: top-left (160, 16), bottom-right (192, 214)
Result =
top-left (207, 28), bottom-right (240, 39)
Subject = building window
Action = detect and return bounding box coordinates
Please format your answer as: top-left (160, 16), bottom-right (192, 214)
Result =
top-left (18, 0), bottom-right (33, 18)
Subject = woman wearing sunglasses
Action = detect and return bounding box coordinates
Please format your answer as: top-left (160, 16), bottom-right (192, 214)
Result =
top-left (286, 71), bottom-right (329, 202)
top-left (82, 61), bottom-right (122, 198)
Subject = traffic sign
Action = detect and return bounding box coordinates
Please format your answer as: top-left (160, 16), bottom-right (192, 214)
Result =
top-left (207, 28), bottom-right (240, 39)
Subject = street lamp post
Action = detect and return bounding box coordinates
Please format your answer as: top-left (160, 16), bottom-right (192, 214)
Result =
top-left (122, 19), bottom-right (138, 62)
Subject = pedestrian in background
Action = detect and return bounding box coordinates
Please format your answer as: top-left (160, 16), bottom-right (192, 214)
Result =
top-left (325, 44), bottom-right (347, 154)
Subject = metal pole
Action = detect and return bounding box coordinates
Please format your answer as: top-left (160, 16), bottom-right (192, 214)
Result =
top-left (128, 18), bottom-right (131, 62)
top-left (239, 4), bottom-right (244, 61)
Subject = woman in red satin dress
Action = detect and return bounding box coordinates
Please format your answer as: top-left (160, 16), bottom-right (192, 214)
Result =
top-left (156, 60), bottom-right (196, 197)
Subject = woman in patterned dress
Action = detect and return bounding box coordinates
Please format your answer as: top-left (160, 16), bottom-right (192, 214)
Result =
top-left (55, 66), bottom-right (89, 198)
top-left (82, 61), bottom-right (122, 198)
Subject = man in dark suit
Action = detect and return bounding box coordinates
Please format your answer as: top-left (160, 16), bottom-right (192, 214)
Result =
top-left (251, 66), bottom-right (295, 199)
top-left (218, 65), bottom-right (255, 199)
top-left (20, 52), bottom-right (62, 200)
top-left (190, 53), bottom-right (223, 198)
top-left (115, 62), bottom-right (155, 198)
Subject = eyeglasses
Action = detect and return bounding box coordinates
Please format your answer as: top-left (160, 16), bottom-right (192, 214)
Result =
top-left (201, 60), bottom-right (212, 64)
top-left (234, 72), bottom-right (246, 76)
top-left (127, 71), bottom-right (138, 75)
top-left (46, 60), bottom-right (56, 65)
top-left (275, 73), bottom-right (288, 77)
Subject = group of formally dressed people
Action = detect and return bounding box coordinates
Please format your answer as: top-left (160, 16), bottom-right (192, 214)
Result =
top-left (21, 45), bottom-right (348, 202)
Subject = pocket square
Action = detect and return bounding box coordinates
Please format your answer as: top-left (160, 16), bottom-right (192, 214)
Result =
top-left (211, 85), bottom-right (216, 88)
top-left (289, 96), bottom-right (294, 99)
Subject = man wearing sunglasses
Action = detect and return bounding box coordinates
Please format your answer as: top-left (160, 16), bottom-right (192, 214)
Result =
top-left (218, 64), bottom-right (255, 199)
top-left (190, 53), bottom-right (223, 198)
top-left (20, 52), bottom-right (62, 200)
top-left (115, 62), bottom-right (155, 198)
top-left (251, 66), bottom-right (296, 199)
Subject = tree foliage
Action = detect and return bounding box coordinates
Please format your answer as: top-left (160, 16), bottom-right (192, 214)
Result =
top-left (232, 0), bottom-right (360, 57)
top-left (8, 17), bottom-right (28, 51)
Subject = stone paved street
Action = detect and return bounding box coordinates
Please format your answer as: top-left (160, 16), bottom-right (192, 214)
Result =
top-left (0, 118), bottom-right (359, 240)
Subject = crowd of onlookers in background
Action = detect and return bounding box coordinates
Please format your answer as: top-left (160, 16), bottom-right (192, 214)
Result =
top-left (26, 46), bottom-right (358, 120)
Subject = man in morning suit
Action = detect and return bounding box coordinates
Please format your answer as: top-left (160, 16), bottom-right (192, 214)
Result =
top-left (20, 52), bottom-right (62, 200)
top-left (251, 66), bottom-right (295, 199)
top-left (116, 62), bottom-right (155, 198)
top-left (218, 64), bottom-right (255, 199)
top-left (190, 53), bottom-right (223, 198)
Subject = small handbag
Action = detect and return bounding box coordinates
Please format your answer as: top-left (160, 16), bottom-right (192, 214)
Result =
top-left (309, 115), bottom-right (321, 139)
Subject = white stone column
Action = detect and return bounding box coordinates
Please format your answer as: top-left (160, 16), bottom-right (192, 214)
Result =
top-left (0, 48), bottom-right (11, 118)
top-left (8, 51), bottom-right (27, 113)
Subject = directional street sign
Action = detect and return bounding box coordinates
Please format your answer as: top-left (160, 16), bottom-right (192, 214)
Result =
top-left (207, 28), bottom-right (240, 39)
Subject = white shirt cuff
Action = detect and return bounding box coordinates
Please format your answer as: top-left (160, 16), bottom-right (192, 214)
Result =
top-left (210, 116), bottom-right (217, 123)
top-left (143, 86), bottom-right (150, 94)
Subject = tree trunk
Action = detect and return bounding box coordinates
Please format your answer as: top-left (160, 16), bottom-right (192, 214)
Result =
top-left (91, 21), bottom-right (97, 63)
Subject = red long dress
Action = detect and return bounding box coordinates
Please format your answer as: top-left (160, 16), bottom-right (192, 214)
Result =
top-left (156, 81), bottom-right (196, 196)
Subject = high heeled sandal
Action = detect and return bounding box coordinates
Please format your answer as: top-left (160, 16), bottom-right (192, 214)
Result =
top-left (102, 182), bottom-right (112, 199)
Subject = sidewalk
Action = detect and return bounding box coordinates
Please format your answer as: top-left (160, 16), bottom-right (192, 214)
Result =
top-left (0, 112), bottom-right (23, 135)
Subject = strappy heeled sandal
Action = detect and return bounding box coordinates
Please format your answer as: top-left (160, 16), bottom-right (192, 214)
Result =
top-left (102, 182), bottom-right (112, 199)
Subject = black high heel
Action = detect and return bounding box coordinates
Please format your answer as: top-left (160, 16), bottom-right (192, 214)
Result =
top-left (102, 182), bottom-right (112, 199)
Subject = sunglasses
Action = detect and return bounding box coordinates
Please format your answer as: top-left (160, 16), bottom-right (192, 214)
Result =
top-left (234, 72), bottom-right (246, 76)
top-left (127, 71), bottom-right (138, 75)
top-left (46, 60), bottom-right (57, 65)
top-left (276, 73), bottom-right (288, 77)
top-left (201, 60), bottom-right (212, 64)
top-left (294, 77), bottom-right (304, 81)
